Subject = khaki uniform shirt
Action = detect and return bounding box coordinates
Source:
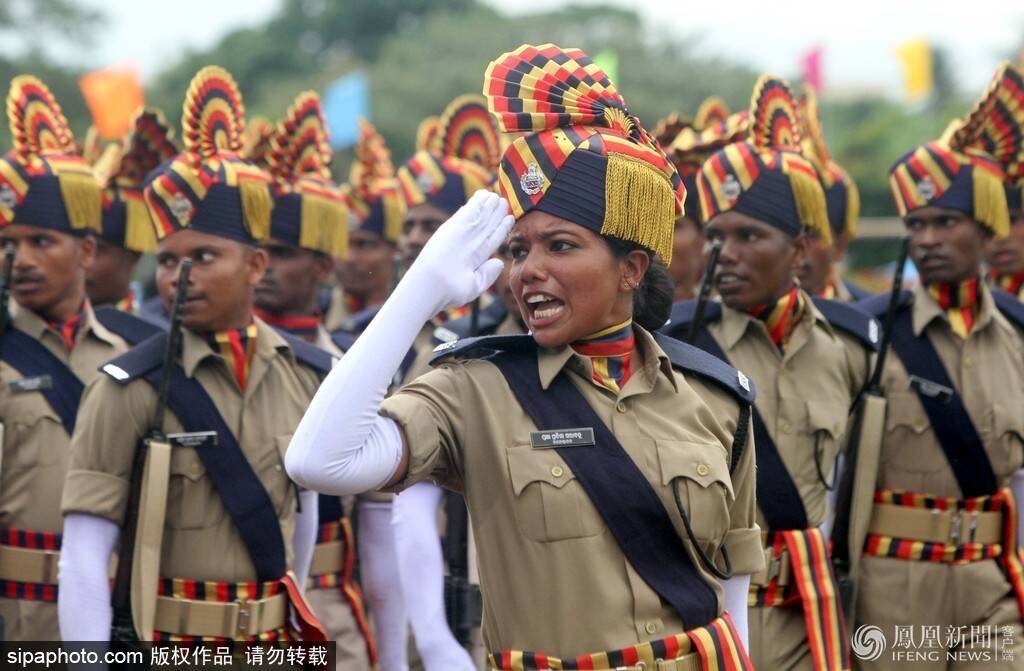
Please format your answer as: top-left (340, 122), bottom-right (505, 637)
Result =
top-left (707, 294), bottom-right (869, 530)
top-left (876, 283), bottom-right (1024, 496)
top-left (380, 326), bottom-right (764, 656)
top-left (62, 318), bottom-right (321, 583)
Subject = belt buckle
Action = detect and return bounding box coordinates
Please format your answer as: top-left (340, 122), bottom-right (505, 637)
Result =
top-left (766, 554), bottom-right (782, 582)
top-left (949, 510), bottom-right (963, 546)
top-left (235, 600), bottom-right (251, 638)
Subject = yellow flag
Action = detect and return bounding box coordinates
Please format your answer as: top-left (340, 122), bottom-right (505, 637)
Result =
top-left (897, 39), bottom-right (934, 101)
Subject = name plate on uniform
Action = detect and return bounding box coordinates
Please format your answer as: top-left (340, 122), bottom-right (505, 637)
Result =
top-left (908, 374), bottom-right (953, 403)
top-left (530, 428), bottom-right (595, 449)
top-left (167, 431), bottom-right (218, 449)
top-left (8, 375), bottom-right (53, 394)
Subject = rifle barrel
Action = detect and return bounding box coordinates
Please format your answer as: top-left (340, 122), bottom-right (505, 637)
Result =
top-left (686, 240), bottom-right (722, 344)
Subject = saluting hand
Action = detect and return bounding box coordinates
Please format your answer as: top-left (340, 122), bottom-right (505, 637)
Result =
top-left (403, 190), bottom-right (514, 314)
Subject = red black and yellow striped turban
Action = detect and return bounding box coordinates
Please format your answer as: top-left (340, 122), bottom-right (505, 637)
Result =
top-left (484, 43), bottom-right (684, 264)
top-left (342, 119), bottom-right (405, 245)
top-left (0, 76), bottom-right (101, 235)
top-left (397, 94), bottom-right (500, 215)
top-left (799, 88), bottom-right (860, 241)
top-left (143, 66), bottom-right (274, 245)
top-left (97, 108), bottom-right (177, 253)
top-left (889, 64), bottom-right (1024, 237)
top-left (696, 76), bottom-right (831, 244)
top-left (240, 116), bottom-right (276, 170)
top-left (266, 92), bottom-right (348, 257)
top-left (662, 97), bottom-right (739, 221)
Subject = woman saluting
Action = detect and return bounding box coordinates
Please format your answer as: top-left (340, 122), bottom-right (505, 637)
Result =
top-left (288, 44), bottom-right (764, 671)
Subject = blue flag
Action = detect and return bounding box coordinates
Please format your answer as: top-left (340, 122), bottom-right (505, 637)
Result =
top-left (323, 71), bottom-right (370, 149)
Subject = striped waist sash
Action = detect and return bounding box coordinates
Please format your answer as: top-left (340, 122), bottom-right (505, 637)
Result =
top-left (487, 612), bottom-right (752, 671)
top-left (308, 518), bottom-right (376, 665)
top-left (748, 529), bottom-right (850, 671)
top-left (864, 488), bottom-right (1024, 619)
top-left (0, 528), bottom-right (61, 602)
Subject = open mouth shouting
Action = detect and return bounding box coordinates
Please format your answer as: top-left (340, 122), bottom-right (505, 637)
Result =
top-left (522, 291), bottom-right (566, 328)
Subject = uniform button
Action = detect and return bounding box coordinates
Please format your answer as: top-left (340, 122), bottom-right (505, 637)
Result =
top-left (616, 401), bottom-right (627, 413)
top-left (696, 464), bottom-right (710, 477)
top-left (964, 356), bottom-right (975, 367)
top-left (550, 466), bottom-right (564, 478)
top-left (645, 621), bottom-right (658, 635)
top-left (275, 464), bottom-right (283, 471)
top-left (781, 421), bottom-right (792, 434)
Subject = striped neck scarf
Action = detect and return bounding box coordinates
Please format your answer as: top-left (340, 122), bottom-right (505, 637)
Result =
top-left (47, 304), bottom-right (85, 352)
top-left (115, 289), bottom-right (135, 313)
top-left (571, 318), bottom-right (636, 395)
top-left (989, 269), bottom-right (1024, 299)
top-left (344, 293), bottom-right (365, 315)
top-left (748, 286), bottom-right (806, 352)
top-left (927, 277), bottom-right (981, 339)
top-left (818, 282), bottom-right (837, 300)
top-left (205, 323), bottom-right (259, 391)
top-left (254, 309), bottom-right (321, 343)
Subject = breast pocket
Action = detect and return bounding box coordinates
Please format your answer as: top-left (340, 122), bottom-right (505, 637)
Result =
top-left (166, 447), bottom-right (226, 530)
top-left (882, 392), bottom-right (943, 473)
top-left (506, 447), bottom-right (605, 542)
top-left (806, 399), bottom-right (849, 484)
top-left (5, 403), bottom-right (65, 470)
top-left (657, 439), bottom-right (732, 544)
top-left (991, 397), bottom-right (1024, 476)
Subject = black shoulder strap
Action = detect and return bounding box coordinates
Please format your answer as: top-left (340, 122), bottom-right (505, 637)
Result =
top-left (93, 305), bottom-right (165, 345)
top-left (139, 365), bottom-right (287, 581)
top-left (659, 300), bottom-right (722, 341)
top-left (344, 305), bottom-right (381, 334)
top-left (843, 279), bottom-right (872, 302)
top-left (688, 326), bottom-right (810, 531)
top-left (99, 332), bottom-right (168, 383)
top-left (856, 289), bottom-right (912, 320)
top-left (275, 330), bottom-right (337, 375)
top-left (992, 289), bottom-right (1024, 330)
top-left (491, 349), bottom-right (718, 629)
top-left (330, 330), bottom-right (357, 354)
top-left (432, 301), bottom-right (509, 345)
top-left (1, 328), bottom-right (84, 434)
top-left (429, 333), bottom-right (536, 366)
top-left (888, 308), bottom-right (997, 498)
top-left (652, 332), bottom-right (755, 404)
top-left (810, 296), bottom-right (881, 351)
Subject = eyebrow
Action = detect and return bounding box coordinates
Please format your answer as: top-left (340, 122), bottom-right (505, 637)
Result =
top-left (510, 226), bottom-right (582, 242)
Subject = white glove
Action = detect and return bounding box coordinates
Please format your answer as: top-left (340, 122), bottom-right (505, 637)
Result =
top-left (286, 191), bottom-right (514, 496)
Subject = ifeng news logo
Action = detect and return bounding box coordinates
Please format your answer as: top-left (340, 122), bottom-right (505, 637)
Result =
top-left (851, 624), bottom-right (1016, 664)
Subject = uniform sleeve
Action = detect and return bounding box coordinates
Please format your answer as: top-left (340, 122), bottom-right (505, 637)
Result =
top-left (378, 362), bottom-right (468, 492)
top-left (721, 406), bottom-right (765, 576)
top-left (838, 332), bottom-right (874, 455)
top-left (61, 376), bottom-right (152, 525)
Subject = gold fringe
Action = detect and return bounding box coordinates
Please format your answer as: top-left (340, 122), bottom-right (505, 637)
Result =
top-left (601, 153), bottom-right (676, 264)
top-left (786, 167), bottom-right (831, 246)
top-left (239, 179), bottom-right (271, 243)
top-left (381, 189), bottom-right (405, 244)
top-left (58, 170), bottom-right (102, 233)
top-left (124, 195), bottom-right (157, 252)
top-left (844, 174), bottom-right (860, 240)
top-left (972, 165), bottom-right (1010, 238)
top-left (300, 193), bottom-right (349, 257)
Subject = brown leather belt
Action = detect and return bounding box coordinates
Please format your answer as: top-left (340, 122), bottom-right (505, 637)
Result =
top-left (0, 545), bottom-right (59, 585)
top-left (309, 540), bottom-right (343, 578)
top-left (868, 502), bottom-right (1003, 546)
top-left (153, 592), bottom-right (287, 639)
top-left (749, 544), bottom-right (792, 588)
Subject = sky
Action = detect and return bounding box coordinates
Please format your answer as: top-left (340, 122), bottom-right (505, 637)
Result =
top-left (29, 0), bottom-right (1024, 99)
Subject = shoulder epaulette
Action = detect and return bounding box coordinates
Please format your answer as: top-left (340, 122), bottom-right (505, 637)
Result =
top-left (330, 330), bottom-right (358, 353)
top-left (276, 330), bottom-right (338, 375)
top-left (659, 299), bottom-right (722, 340)
top-left (992, 289), bottom-right (1024, 330)
top-left (137, 295), bottom-right (170, 329)
top-left (99, 332), bottom-right (168, 384)
top-left (429, 333), bottom-right (536, 365)
top-left (856, 289), bottom-right (912, 319)
top-left (843, 279), bottom-right (873, 302)
top-left (343, 305), bottom-right (381, 335)
top-left (432, 300), bottom-right (509, 345)
top-left (810, 296), bottom-right (881, 351)
top-left (652, 332), bottom-right (755, 405)
top-left (93, 305), bottom-right (165, 345)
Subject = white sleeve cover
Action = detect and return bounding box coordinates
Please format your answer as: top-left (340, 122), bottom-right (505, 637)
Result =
top-left (1011, 468), bottom-right (1024, 544)
top-left (286, 192), bottom-right (512, 496)
top-left (291, 489), bottom-right (318, 589)
top-left (719, 574), bottom-right (750, 651)
top-left (58, 513), bottom-right (120, 641)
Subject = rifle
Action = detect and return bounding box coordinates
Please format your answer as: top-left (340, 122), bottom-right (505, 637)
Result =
top-left (830, 237), bottom-right (910, 618)
top-left (0, 241), bottom-right (13, 640)
top-left (686, 240), bottom-right (722, 344)
top-left (444, 297), bottom-right (483, 645)
top-left (110, 259), bottom-right (192, 644)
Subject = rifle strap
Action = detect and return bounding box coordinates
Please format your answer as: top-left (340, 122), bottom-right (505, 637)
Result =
top-left (131, 438), bottom-right (172, 641)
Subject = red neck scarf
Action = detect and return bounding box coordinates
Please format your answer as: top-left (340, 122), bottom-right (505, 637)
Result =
top-left (927, 277), bottom-right (981, 339)
top-left (47, 304), bottom-right (86, 352)
top-left (989, 269), bottom-right (1024, 300)
top-left (344, 293), bottom-right (366, 315)
top-left (205, 323), bottom-right (259, 391)
top-left (571, 319), bottom-right (636, 395)
top-left (114, 290), bottom-right (135, 313)
top-left (254, 309), bottom-right (321, 343)
top-left (747, 287), bottom-right (806, 352)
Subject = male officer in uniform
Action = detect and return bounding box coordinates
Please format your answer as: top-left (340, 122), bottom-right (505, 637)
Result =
top-left (0, 76), bottom-right (131, 640)
top-left (854, 65), bottom-right (1024, 670)
top-left (58, 66), bottom-right (326, 642)
top-left (664, 76), bottom-right (876, 671)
